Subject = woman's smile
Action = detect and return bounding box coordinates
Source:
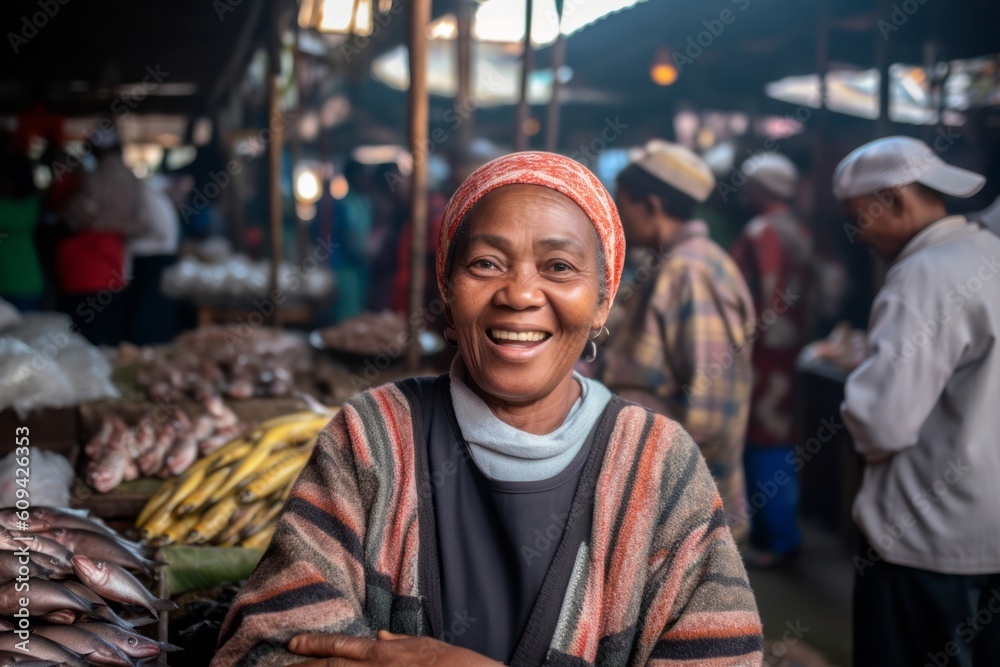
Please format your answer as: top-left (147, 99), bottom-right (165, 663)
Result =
top-left (484, 325), bottom-right (553, 362)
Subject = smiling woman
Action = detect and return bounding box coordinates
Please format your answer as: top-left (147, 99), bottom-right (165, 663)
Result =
top-left (211, 152), bottom-right (763, 667)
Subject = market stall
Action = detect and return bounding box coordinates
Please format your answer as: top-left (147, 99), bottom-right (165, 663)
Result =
top-left (0, 297), bottom-right (448, 664)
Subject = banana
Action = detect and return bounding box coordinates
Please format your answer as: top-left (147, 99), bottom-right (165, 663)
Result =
top-left (241, 524), bottom-right (276, 550)
top-left (254, 415), bottom-right (329, 451)
top-left (177, 466), bottom-right (233, 515)
top-left (217, 501), bottom-right (267, 543)
top-left (208, 441), bottom-right (253, 472)
top-left (189, 496), bottom-right (241, 544)
top-left (165, 465), bottom-right (209, 510)
top-left (210, 417), bottom-right (326, 502)
top-left (243, 498), bottom-right (286, 538)
top-left (138, 466), bottom-right (205, 532)
top-left (135, 410), bottom-right (330, 546)
top-left (136, 478), bottom-right (179, 528)
top-left (181, 435), bottom-right (246, 476)
top-left (239, 448), bottom-right (313, 503)
top-left (158, 511), bottom-right (202, 546)
top-left (250, 411), bottom-right (330, 436)
top-left (140, 500), bottom-right (180, 540)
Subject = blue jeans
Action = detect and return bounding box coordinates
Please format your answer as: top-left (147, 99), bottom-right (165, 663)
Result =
top-left (744, 444), bottom-right (802, 554)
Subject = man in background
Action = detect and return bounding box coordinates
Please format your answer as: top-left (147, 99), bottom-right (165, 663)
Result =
top-left (730, 153), bottom-right (816, 567)
top-left (834, 136), bottom-right (1000, 666)
top-left (58, 124), bottom-right (145, 345)
top-left (602, 141), bottom-right (756, 542)
top-left (125, 174), bottom-right (180, 345)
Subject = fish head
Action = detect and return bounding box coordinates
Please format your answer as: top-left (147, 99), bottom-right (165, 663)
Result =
top-left (71, 555), bottom-right (111, 587)
top-left (122, 635), bottom-right (160, 658)
top-left (38, 554), bottom-right (71, 574)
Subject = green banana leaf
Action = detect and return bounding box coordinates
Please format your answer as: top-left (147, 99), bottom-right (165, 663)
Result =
top-left (161, 546), bottom-right (265, 596)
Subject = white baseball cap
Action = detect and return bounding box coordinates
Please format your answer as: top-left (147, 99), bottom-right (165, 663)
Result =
top-left (833, 136), bottom-right (985, 201)
top-left (741, 152), bottom-right (799, 199)
top-left (629, 140), bottom-right (715, 203)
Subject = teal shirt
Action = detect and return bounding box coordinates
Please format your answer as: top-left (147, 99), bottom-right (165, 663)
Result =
top-left (0, 196), bottom-right (43, 297)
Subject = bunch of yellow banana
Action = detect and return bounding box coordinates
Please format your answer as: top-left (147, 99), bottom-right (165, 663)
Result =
top-left (135, 409), bottom-right (334, 548)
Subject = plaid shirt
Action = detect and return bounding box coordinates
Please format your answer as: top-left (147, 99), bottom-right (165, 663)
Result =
top-left (602, 221), bottom-right (755, 539)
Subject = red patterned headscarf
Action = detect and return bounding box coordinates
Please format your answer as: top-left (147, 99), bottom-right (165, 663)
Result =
top-left (437, 151), bottom-right (625, 303)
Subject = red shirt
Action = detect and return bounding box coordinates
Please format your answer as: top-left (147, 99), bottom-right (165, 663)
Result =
top-left (731, 209), bottom-right (815, 446)
top-left (55, 231), bottom-right (126, 295)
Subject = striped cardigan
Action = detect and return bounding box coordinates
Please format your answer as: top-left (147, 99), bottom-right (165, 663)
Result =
top-left (212, 378), bottom-right (763, 666)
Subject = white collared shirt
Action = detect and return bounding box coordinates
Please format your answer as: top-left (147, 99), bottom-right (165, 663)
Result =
top-left (843, 216), bottom-right (1000, 574)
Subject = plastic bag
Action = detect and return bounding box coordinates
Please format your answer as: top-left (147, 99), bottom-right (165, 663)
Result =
top-left (0, 449), bottom-right (75, 508)
top-left (0, 299), bottom-right (21, 331)
top-left (0, 336), bottom-right (76, 419)
top-left (54, 342), bottom-right (119, 406)
top-left (0, 314), bottom-right (118, 417)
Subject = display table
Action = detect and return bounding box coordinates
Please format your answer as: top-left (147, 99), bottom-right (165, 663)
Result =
top-left (795, 355), bottom-right (863, 548)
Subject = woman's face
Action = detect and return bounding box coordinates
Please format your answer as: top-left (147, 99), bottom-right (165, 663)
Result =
top-left (447, 184), bottom-right (611, 406)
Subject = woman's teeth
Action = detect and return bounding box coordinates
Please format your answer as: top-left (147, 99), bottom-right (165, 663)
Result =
top-left (490, 330), bottom-right (549, 342)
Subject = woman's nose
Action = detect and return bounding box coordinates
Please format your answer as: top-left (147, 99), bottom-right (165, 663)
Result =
top-left (493, 267), bottom-right (545, 310)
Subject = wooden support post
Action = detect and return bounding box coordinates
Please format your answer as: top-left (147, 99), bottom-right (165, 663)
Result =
top-left (456, 0), bottom-right (474, 161)
top-left (292, 21), bottom-right (309, 264)
top-left (515, 0), bottom-right (534, 151)
top-left (811, 0), bottom-right (831, 241)
top-left (406, 0), bottom-right (431, 373)
top-left (544, 34), bottom-right (565, 152)
top-left (544, 0), bottom-right (565, 153)
top-left (875, 0), bottom-right (892, 137)
top-left (266, 0), bottom-right (284, 327)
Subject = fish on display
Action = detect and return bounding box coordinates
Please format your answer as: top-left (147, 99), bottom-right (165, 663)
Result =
top-left (76, 622), bottom-right (181, 660)
top-left (35, 529), bottom-right (159, 578)
top-left (26, 508), bottom-right (119, 541)
top-left (0, 650), bottom-right (65, 667)
top-left (52, 523), bottom-right (152, 561)
top-left (4, 534), bottom-right (73, 574)
top-left (38, 609), bottom-right (77, 624)
top-left (0, 510), bottom-right (49, 533)
top-left (0, 579), bottom-right (94, 616)
top-left (32, 625), bottom-right (133, 667)
top-left (0, 552), bottom-right (51, 581)
top-left (28, 552), bottom-right (73, 578)
top-left (70, 556), bottom-right (177, 618)
top-left (0, 632), bottom-right (87, 667)
top-left (58, 580), bottom-right (148, 631)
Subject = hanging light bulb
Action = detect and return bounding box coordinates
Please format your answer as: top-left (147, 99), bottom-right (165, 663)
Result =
top-left (650, 47), bottom-right (679, 87)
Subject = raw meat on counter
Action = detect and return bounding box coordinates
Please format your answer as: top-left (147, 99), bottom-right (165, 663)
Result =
top-left (83, 392), bottom-right (247, 493)
top-left (133, 326), bottom-right (310, 403)
top-left (316, 310), bottom-right (409, 357)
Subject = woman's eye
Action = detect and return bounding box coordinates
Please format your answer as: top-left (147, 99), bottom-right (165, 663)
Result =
top-left (473, 259), bottom-right (496, 270)
top-left (551, 262), bottom-right (571, 272)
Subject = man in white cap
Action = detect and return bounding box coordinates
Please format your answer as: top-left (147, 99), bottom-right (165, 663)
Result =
top-left (833, 135), bottom-right (1000, 666)
top-left (730, 153), bottom-right (816, 568)
top-left (603, 140), bottom-right (756, 542)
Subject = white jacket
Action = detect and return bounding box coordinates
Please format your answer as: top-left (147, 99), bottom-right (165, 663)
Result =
top-left (844, 216), bottom-right (1000, 575)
